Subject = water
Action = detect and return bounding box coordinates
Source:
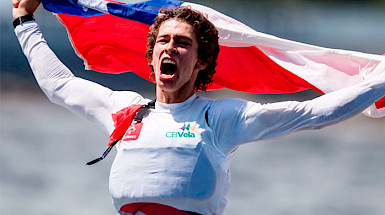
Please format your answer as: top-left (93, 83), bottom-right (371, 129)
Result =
top-left (1, 89), bottom-right (385, 215)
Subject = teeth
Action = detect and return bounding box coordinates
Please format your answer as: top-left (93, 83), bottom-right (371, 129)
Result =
top-left (163, 59), bottom-right (176, 65)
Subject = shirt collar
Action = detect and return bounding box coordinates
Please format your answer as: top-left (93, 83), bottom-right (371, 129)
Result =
top-left (155, 94), bottom-right (197, 111)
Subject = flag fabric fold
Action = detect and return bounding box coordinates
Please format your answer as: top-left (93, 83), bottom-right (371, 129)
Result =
top-left (41, 0), bottom-right (385, 117)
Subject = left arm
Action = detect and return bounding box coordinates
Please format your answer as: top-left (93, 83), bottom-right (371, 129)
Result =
top-left (209, 73), bottom-right (385, 154)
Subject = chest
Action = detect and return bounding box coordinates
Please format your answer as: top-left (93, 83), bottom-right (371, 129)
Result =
top-left (117, 110), bottom-right (209, 150)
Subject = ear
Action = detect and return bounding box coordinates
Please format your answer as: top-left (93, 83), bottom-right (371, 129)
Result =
top-left (149, 64), bottom-right (154, 72)
top-left (148, 64), bottom-right (156, 83)
top-left (195, 61), bottom-right (208, 71)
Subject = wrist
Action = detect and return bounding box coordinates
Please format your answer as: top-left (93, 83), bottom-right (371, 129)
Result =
top-left (13, 7), bottom-right (32, 19)
top-left (13, 14), bottom-right (35, 28)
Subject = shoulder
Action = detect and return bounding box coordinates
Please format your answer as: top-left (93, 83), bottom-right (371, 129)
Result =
top-left (110, 90), bottom-right (151, 112)
top-left (195, 96), bottom-right (250, 108)
top-left (210, 98), bottom-right (252, 114)
top-left (196, 96), bottom-right (262, 120)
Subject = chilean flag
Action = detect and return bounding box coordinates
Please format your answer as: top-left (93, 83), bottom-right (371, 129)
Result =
top-left (41, 0), bottom-right (385, 117)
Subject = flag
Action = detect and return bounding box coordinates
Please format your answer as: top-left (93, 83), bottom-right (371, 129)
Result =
top-left (41, 0), bottom-right (385, 117)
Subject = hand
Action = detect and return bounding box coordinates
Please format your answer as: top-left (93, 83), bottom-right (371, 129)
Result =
top-left (12, 0), bottom-right (41, 20)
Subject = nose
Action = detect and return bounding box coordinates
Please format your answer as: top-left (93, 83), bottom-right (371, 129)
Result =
top-left (165, 39), bottom-right (177, 54)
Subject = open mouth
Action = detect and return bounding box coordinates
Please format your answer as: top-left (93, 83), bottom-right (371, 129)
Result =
top-left (160, 58), bottom-right (178, 76)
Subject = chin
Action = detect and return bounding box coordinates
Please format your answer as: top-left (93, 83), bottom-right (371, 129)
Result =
top-left (156, 81), bottom-right (178, 92)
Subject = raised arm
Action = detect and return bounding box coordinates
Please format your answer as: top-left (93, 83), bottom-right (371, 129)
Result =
top-left (13, 0), bottom-right (144, 134)
top-left (210, 70), bottom-right (385, 154)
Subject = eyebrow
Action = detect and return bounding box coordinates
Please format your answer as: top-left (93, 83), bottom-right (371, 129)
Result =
top-left (157, 35), bottom-right (194, 43)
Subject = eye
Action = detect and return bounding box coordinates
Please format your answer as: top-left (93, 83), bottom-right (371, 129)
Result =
top-left (156, 37), bottom-right (169, 44)
top-left (157, 39), bottom-right (167, 44)
top-left (177, 40), bottom-right (191, 47)
top-left (180, 41), bottom-right (190, 46)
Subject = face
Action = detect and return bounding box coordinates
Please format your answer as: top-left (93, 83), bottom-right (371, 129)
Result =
top-left (151, 19), bottom-right (206, 95)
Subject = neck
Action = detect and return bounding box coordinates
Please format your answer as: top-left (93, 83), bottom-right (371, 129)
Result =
top-left (156, 85), bottom-right (195, 104)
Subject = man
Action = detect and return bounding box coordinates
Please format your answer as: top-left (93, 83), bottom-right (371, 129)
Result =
top-left (12, 0), bottom-right (385, 214)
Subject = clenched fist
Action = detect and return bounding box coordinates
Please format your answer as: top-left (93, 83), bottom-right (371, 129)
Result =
top-left (12, 0), bottom-right (40, 19)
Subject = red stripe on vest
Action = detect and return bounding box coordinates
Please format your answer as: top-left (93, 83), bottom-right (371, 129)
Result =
top-left (120, 202), bottom-right (193, 215)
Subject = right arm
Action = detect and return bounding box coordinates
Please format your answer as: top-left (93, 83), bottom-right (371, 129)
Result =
top-left (13, 0), bottom-right (145, 134)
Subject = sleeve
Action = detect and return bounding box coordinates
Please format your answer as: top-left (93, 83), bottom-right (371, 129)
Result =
top-left (209, 73), bottom-right (385, 155)
top-left (15, 21), bottom-right (144, 134)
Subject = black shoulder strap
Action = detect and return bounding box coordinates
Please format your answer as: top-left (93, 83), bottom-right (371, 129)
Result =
top-left (205, 108), bottom-right (210, 127)
top-left (134, 99), bottom-right (155, 123)
top-left (205, 104), bottom-right (212, 128)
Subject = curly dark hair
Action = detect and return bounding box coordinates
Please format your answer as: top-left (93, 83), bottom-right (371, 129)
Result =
top-left (146, 6), bottom-right (219, 91)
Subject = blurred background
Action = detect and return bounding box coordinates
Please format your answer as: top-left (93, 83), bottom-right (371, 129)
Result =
top-left (1, 0), bottom-right (385, 214)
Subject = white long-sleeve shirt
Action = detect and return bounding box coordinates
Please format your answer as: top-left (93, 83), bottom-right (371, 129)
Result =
top-left (15, 21), bottom-right (385, 215)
